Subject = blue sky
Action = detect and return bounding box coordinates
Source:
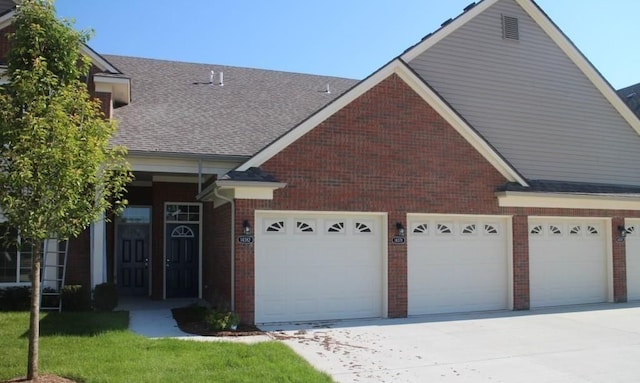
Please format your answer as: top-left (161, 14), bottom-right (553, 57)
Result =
top-left (54, 0), bottom-right (639, 89)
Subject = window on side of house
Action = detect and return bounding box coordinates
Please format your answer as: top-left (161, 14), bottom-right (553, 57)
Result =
top-left (0, 224), bottom-right (32, 284)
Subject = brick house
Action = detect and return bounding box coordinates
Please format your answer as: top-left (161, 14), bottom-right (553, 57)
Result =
top-left (3, 0), bottom-right (640, 325)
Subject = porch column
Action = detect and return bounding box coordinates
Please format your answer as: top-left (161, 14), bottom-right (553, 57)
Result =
top-left (90, 214), bottom-right (107, 288)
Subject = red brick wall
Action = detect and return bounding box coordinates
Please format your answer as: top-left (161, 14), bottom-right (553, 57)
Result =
top-left (0, 25), bottom-right (14, 63)
top-left (203, 202), bottom-right (232, 306)
top-left (231, 74), bottom-right (640, 323)
top-left (613, 217), bottom-right (627, 302)
top-left (66, 230), bottom-right (90, 288)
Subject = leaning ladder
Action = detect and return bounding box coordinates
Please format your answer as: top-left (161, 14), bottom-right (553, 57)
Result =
top-left (40, 239), bottom-right (69, 312)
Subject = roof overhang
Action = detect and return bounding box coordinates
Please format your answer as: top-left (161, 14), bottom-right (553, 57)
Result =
top-left (496, 191), bottom-right (640, 210)
top-left (197, 180), bottom-right (287, 205)
top-left (93, 74), bottom-right (130, 105)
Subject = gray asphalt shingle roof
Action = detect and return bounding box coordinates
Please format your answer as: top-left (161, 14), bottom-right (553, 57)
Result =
top-left (500, 180), bottom-right (640, 194)
top-left (618, 82), bottom-right (640, 118)
top-left (103, 55), bottom-right (358, 157)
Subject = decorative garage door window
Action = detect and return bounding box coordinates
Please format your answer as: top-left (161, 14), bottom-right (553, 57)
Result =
top-left (437, 223), bottom-right (452, 235)
top-left (265, 220), bottom-right (285, 233)
top-left (296, 220), bottom-right (315, 233)
top-left (531, 223), bottom-right (600, 237)
top-left (413, 224), bottom-right (429, 234)
top-left (171, 225), bottom-right (195, 238)
top-left (355, 222), bottom-right (372, 234)
top-left (461, 224), bottom-right (476, 235)
top-left (627, 226), bottom-right (637, 236)
top-left (485, 224), bottom-right (498, 235)
top-left (327, 222), bottom-right (345, 233)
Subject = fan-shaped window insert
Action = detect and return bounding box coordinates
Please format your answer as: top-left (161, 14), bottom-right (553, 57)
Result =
top-left (413, 224), bottom-right (429, 234)
top-left (327, 222), bottom-right (345, 233)
top-left (436, 224), bottom-right (452, 234)
top-left (355, 222), bottom-right (372, 233)
top-left (569, 226), bottom-right (582, 235)
top-left (530, 225), bottom-right (543, 235)
top-left (171, 225), bottom-right (195, 238)
top-left (266, 221), bottom-right (285, 233)
top-left (549, 225), bottom-right (562, 235)
top-left (484, 224), bottom-right (498, 235)
top-left (627, 226), bottom-right (637, 236)
top-left (587, 226), bottom-right (599, 235)
top-left (296, 221), bottom-right (315, 233)
top-left (462, 224), bottom-right (476, 235)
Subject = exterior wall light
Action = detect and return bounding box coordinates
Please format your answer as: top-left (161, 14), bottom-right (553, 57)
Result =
top-left (243, 220), bottom-right (252, 236)
top-left (396, 222), bottom-right (405, 237)
top-left (617, 225), bottom-right (628, 242)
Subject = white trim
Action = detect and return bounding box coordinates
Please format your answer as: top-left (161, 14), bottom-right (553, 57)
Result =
top-left (401, 0), bottom-right (499, 62)
top-left (128, 155), bottom-right (239, 176)
top-left (93, 75), bottom-right (130, 85)
top-left (401, 0), bottom-right (640, 137)
top-left (90, 215), bottom-right (107, 289)
top-left (80, 45), bottom-right (120, 74)
top-left (198, 180), bottom-right (287, 203)
top-left (0, 10), bottom-right (14, 31)
top-left (497, 191), bottom-right (640, 210)
top-left (238, 59), bottom-right (526, 186)
top-left (514, 0), bottom-right (640, 136)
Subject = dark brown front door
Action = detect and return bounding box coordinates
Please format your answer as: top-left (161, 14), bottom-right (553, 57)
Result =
top-left (165, 223), bottom-right (199, 298)
top-left (116, 223), bottom-right (150, 296)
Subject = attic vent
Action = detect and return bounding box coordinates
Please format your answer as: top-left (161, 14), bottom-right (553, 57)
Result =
top-left (502, 15), bottom-right (519, 40)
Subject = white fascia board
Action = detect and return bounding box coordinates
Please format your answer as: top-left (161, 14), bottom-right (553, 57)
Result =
top-left (128, 155), bottom-right (240, 176)
top-left (81, 45), bottom-right (120, 73)
top-left (94, 75), bottom-right (130, 105)
top-left (401, 0), bottom-right (499, 62)
top-left (515, 0), bottom-right (640, 135)
top-left (0, 10), bottom-right (14, 30)
top-left (497, 191), bottom-right (640, 210)
top-left (238, 58), bottom-right (526, 186)
top-left (197, 180), bottom-right (286, 202)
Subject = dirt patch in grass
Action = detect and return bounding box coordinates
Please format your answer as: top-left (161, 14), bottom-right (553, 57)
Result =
top-left (2, 375), bottom-right (78, 383)
top-left (171, 306), bottom-right (264, 337)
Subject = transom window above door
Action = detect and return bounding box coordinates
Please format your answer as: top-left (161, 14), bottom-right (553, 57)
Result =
top-left (165, 204), bottom-right (200, 222)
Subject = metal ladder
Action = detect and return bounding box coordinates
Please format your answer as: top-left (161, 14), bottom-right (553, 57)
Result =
top-left (40, 239), bottom-right (69, 312)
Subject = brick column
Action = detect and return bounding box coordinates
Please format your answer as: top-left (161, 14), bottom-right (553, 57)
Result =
top-left (387, 213), bottom-right (407, 318)
top-left (512, 215), bottom-right (530, 310)
top-left (612, 217), bottom-right (627, 303)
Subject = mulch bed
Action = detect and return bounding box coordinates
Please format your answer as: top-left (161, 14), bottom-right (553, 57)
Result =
top-left (2, 375), bottom-right (78, 383)
top-left (171, 307), bottom-right (264, 337)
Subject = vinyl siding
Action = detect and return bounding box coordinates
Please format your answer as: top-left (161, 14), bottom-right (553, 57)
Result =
top-left (408, 0), bottom-right (640, 185)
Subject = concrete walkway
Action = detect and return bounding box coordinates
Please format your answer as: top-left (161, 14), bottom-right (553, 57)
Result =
top-left (117, 297), bottom-right (269, 343)
top-left (261, 302), bottom-right (640, 383)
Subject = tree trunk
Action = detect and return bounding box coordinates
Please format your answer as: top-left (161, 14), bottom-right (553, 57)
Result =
top-left (27, 242), bottom-right (41, 381)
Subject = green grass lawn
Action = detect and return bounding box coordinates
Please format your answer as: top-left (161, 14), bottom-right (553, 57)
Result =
top-left (0, 311), bottom-right (333, 383)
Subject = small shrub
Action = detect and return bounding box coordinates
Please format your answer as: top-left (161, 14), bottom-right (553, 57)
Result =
top-left (204, 310), bottom-right (240, 331)
top-left (93, 282), bottom-right (118, 311)
top-left (0, 286), bottom-right (30, 311)
top-left (62, 285), bottom-right (91, 312)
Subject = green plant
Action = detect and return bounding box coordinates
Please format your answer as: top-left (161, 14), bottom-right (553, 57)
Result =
top-left (40, 287), bottom-right (59, 309)
top-left (61, 285), bottom-right (91, 312)
top-left (0, 286), bottom-right (30, 311)
top-left (204, 310), bottom-right (240, 331)
top-left (93, 283), bottom-right (118, 312)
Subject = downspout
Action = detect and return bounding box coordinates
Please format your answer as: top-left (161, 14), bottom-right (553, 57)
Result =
top-left (213, 187), bottom-right (235, 311)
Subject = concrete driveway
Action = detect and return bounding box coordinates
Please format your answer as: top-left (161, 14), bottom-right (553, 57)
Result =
top-left (261, 303), bottom-right (640, 383)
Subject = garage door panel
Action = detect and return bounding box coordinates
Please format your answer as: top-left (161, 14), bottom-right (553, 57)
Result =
top-left (529, 220), bottom-right (608, 308)
top-left (408, 217), bottom-right (509, 316)
top-left (255, 213), bottom-right (383, 323)
top-left (626, 223), bottom-right (640, 301)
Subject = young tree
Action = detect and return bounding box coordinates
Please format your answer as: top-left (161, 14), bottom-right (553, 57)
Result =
top-left (0, 1), bottom-right (131, 380)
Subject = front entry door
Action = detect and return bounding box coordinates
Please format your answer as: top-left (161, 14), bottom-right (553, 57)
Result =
top-left (166, 223), bottom-right (199, 298)
top-left (116, 223), bottom-right (150, 296)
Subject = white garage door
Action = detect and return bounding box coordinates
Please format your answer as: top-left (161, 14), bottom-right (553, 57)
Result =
top-left (407, 215), bottom-right (509, 315)
top-left (529, 219), bottom-right (608, 308)
top-left (624, 220), bottom-right (640, 301)
top-left (255, 212), bottom-right (384, 323)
